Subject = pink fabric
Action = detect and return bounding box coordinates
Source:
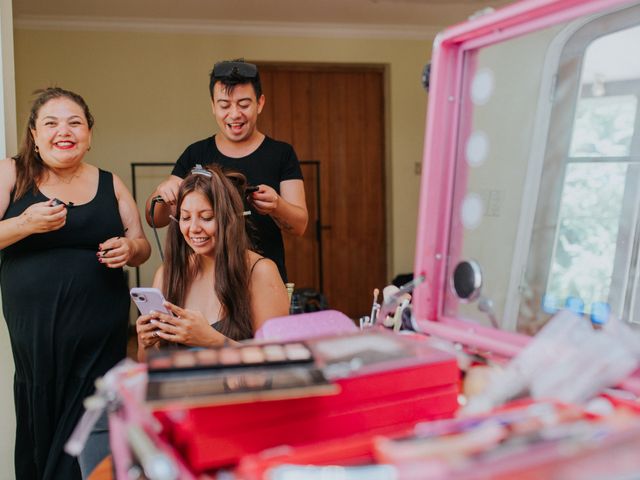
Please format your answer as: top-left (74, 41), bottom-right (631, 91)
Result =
top-left (255, 310), bottom-right (358, 342)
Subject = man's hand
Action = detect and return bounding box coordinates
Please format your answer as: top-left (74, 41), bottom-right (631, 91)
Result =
top-left (155, 176), bottom-right (182, 206)
top-left (248, 180), bottom-right (308, 236)
top-left (250, 185), bottom-right (279, 215)
top-left (145, 175), bottom-right (183, 228)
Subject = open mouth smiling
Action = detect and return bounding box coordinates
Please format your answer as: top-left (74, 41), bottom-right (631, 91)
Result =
top-left (54, 141), bottom-right (76, 149)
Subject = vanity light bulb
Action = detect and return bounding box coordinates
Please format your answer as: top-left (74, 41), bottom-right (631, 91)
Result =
top-left (466, 131), bottom-right (489, 167)
top-left (471, 68), bottom-right (495, 105)
top-left (461, 193), bottom-right (485, 230)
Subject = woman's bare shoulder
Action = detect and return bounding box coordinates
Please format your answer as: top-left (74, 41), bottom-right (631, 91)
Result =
top-left (247, 250), bottom-right (262, 264)
top-left (247, 251), bottom-right (276, 272)
top-left (247, 253), bottom-right (281, 287)
top-left (109, 169), bottom-right (127, 193)
top-left (0, 158), bottom-right (16, 190)
top-left (0, 157), bottom-right (16, 175)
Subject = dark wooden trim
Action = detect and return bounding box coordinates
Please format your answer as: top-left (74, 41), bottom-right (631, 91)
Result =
top-left (255, 61), bottom-right (386, 74)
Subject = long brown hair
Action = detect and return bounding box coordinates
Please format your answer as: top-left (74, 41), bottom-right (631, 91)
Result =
top-left (162, 165), bottom-right (254, 340)
top-left (13, 87), bottom-right (94, 200)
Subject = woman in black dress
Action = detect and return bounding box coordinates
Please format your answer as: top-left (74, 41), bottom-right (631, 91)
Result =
top-left (0, 87), bottom-right (151, 479)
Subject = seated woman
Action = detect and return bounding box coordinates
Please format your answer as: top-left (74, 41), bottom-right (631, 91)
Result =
top-left (136, 165), bottom-right (289, 360)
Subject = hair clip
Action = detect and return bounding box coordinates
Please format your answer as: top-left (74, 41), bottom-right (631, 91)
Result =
top-left (191, 164), bottom-right (213, 178)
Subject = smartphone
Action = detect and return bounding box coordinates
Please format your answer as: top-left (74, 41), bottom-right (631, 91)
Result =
top-left (130, 288), bottom-right (173, 317)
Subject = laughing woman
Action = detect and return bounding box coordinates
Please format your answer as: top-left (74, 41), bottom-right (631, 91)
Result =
top-left (136, 165), bottom-right (289, 360)
top-left (0, 87), bottom-right (151, 479)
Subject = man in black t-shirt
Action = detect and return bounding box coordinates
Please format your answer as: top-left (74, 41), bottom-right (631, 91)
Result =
top-left (146, 60), bottom-right (308, 281)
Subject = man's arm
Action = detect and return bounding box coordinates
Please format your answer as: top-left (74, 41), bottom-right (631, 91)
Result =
top-left (145, 175), bottom-right (182, 228)
top-left (273, 179), bottom-right (308, 236)
top-left (250, 179), bottom-right (308, 236)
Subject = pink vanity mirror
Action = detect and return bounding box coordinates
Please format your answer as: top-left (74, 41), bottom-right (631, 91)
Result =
top-left (412, 0), bottom-right (640, 357)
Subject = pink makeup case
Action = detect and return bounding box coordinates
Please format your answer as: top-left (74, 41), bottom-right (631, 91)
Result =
top-left (254, 309), bottom-right (358, 341)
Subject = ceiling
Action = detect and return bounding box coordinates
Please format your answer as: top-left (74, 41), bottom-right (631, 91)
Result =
top-left (13, 0), bottom-right (517, 33)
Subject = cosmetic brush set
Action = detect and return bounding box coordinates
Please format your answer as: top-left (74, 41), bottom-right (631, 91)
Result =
top-left (359, 275), bottom-right (425, 332)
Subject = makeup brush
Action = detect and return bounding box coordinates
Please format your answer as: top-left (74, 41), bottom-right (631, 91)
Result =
top-left (393, 298), bottom-right (411, 332)
top-left (369, 288), bottom-right (380, 326)
top-left (377, 275), bottom-right (425, 325)
top-left (382, 285), bottom-right (400, 327)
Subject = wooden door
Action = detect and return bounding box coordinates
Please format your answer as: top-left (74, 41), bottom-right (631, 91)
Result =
top-left (258, 64), bottom-right (387, 319)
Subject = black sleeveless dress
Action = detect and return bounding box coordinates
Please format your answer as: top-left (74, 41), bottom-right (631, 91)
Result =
top-left (0, 169), bottom-right (129, 479)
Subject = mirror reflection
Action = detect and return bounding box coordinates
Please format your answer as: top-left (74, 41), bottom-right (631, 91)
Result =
top-left (452, 260), bottom-right (482, 301)
top-left (452, 260), bottom-right (499, 328)
top-left (444, 3), bottom-right (640, 334)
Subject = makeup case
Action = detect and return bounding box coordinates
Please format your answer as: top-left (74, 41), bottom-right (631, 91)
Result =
top-left (150, 330), bottom-right (459, 472)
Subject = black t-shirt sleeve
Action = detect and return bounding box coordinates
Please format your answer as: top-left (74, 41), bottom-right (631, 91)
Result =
top-left (172, 143), bottom-right (200, 178)
top-left (280, 144), bottom-right (304, 181)
top-left (171, 138), bottom-right (213, 178)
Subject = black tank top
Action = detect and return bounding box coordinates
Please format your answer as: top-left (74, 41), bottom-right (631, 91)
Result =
top-left (0, 168), bottom-right (129, 479)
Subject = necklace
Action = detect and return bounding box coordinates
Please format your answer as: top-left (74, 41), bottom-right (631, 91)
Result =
top-left (48, 166), bottom-right (83, 185)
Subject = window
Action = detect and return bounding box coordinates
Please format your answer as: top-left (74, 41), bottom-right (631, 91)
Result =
top-left (520, 16), bottom-right (640, 330)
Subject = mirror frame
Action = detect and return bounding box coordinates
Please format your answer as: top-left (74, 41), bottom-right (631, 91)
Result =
top-left (411, 0), bottom-right (637, 358)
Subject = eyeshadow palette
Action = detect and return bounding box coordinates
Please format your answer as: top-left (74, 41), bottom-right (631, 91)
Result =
top-left (147, 342), bottom-right (314, 373)
top-left (146, 365), bottom-right (337, 406)
top-left (307, 330), bottom-right (456, 379)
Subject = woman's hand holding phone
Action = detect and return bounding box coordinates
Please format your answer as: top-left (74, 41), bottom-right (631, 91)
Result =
top-left (131, 287), bottom-right (226, 352)
top-left (150, 302), bottom-right (226, 348)
top-left (136, 313), bottom-right (163, 352)
top-left (132, 288), bottom-right (173, 359)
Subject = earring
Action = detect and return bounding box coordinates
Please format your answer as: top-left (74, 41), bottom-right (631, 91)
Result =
top-left (87, 146), bottom-right (92, 151)
top-left (34, 145), bottom-right (39, 153)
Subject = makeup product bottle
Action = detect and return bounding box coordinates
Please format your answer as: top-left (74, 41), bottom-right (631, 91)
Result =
top-left (286, 282), bottom-right (295, 304)
top-left (290, 292), bottom-right (304, 315)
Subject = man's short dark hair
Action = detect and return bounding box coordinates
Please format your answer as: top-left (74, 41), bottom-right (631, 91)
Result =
top-left (209, 59), bottom-right (263, 100)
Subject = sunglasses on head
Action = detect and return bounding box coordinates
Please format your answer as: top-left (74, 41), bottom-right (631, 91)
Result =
top-left (213, 61), bottom-right (258, 79)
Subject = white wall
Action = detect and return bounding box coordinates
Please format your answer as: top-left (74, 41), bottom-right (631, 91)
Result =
top-left (0, 0), bottom-right (16, 477)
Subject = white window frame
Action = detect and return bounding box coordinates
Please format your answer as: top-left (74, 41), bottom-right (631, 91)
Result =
top-left (503, 3), bottom-right (640, 330)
